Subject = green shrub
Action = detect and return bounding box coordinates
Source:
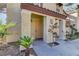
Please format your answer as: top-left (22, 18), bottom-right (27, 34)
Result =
top-left (18, 36), bottom-right (33, 48)
top-left (0, 23), bottom-right (16, 38)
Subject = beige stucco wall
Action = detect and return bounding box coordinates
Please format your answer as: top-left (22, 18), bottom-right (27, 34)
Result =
top-left (76, 9), bottom-right (79, 32)
top-left (6, 3), bottom-right (21, 43)
top-left (33, 3), bottom-right (56, 11)
top-left (21, 9), bottom-right (31, 37)
top-left (43, 3), bottom-right (56, 11)
top-left (76, 17), bottom-right (79, 32)
top-left (20, 9), bottom-right (31, 50)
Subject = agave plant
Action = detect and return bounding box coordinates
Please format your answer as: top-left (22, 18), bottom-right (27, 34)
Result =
top-left (18, 36), bottom-right (33, 56)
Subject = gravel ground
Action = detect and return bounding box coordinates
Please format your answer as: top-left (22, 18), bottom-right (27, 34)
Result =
top-left (0, 42), bottom-right (37, 56)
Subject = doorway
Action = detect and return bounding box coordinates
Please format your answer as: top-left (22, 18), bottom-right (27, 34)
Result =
top-left (31, 14), bottom-right (44, 40)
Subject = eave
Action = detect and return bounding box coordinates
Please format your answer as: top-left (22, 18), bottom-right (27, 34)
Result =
top-left (21, 3), bottom-right (67, 19)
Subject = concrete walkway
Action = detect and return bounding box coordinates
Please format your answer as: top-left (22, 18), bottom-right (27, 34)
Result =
top-left (33, 39), bottom-right (79, 56)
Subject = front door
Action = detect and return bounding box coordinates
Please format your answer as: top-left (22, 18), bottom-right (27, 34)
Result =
top-left (31, 14), bottom-right (43, 40)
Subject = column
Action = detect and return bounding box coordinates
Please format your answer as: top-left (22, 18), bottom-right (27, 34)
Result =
top-left (20, 9), bottom-right (31, 50)
top-left (59, 20), bottom-right (66, 40)
top-left (44, 16), bottom-right (54, 43)
top-left (76, 8), bottom-right (79, 32)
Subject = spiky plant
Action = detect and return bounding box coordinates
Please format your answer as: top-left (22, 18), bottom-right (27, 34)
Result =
top-left (18, 36), bottom-right (33, 48)
top-left (18, 36), bottom-right (33, 56)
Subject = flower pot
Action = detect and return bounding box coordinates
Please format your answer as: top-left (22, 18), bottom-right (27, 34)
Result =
top-left (25, 48), bottom-right (31, 56)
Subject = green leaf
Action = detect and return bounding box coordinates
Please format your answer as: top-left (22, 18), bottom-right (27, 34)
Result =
top-left (18, 36), bottom-right (33, 48)
top-left (5, 22), bottom-right (16, 29)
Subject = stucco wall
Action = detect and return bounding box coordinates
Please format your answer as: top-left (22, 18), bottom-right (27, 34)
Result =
top-left (59, 20), bottom-right (66, 40)
top-left (6, 3), bottom-right (21, 42)
top-left (21, 9), bottom-right (31, 37)
top-left (43, 3), bottom-right (56, 11)
top-left (76, 17), bottom-right (79, 32)
top-left (33, 3), bottom-right (56, 11)
top-left (76, 9), bottom-right (79, 32)
top-left (20, 9), bottom-right (31, 50)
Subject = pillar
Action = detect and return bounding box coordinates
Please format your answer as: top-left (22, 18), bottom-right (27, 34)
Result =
top-left (44, 16), bottom-right (55, 43)
top-left (59, 20), bottom-right (66, 40)
top-left (76, 8), bottom-right (79, 32)
top-left (20, 9), bottom-right (31, 50)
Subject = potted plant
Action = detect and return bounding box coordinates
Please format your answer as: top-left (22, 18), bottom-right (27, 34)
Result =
top-left (18, 36), bottom-right (33, 56)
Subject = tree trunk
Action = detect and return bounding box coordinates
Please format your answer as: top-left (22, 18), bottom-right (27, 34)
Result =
top-left (0, 36), bottom-right (6, 45)
top-left (0, 38), bottom-right (3, 45)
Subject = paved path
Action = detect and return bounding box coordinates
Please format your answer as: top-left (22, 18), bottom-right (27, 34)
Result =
top-left (33, 39), bottom-right (79, 56)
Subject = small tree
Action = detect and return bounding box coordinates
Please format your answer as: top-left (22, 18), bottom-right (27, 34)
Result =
top-left (0, 19), bottom-right (16, 45)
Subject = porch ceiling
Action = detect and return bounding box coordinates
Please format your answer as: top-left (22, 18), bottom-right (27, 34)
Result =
top-left (21, 3), bottom-right (67, 20)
